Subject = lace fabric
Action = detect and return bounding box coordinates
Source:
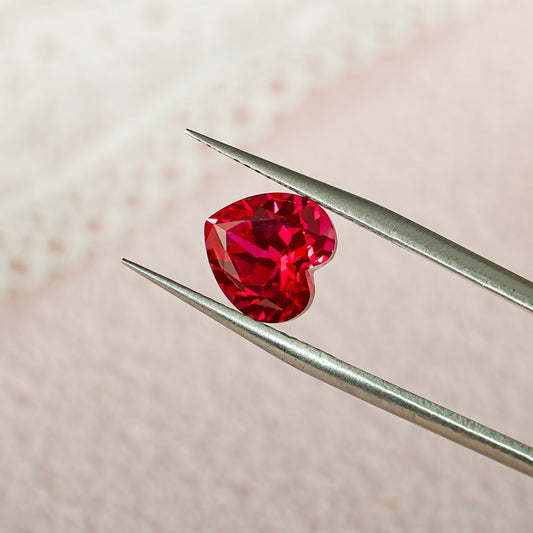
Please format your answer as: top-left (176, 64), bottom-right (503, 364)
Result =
top-left (0, 0), bottom-right (498, 294)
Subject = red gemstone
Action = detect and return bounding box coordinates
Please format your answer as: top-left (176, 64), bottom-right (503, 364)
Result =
top-left (204, 192), bottom-right (336, 322)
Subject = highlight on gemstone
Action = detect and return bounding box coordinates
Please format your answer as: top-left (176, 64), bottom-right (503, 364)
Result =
top-left (204, 192), bottom-right (336, 323)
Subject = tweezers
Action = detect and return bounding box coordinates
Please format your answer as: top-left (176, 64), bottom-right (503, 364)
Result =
top-left (123, 129), bottom-right (533, 477)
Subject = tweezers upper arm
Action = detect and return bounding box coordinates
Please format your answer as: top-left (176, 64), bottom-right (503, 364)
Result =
top-left (185, 129), bottom-right (533, 312)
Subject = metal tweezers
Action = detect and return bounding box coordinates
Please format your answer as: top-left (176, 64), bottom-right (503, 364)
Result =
top-left (123, 129), bottom-right (533, 477)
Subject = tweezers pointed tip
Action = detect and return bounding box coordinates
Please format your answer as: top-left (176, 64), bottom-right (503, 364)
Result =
top-left (122, 258), bottom-right (258, 335)
top-left (184, 128), bottom-right (211, 145)
top-left (185, 128), bottom-right (243, 162)
top-left (122, 257), bottom-right (142, 273)
top-left (122, 258), bottom-right (169, 291)
top-left (184, 129), bottom-right (319, 201)
top-left (122, 258), bottom-right (216, 317)
top-left (186, 128), bottom-right (230, 159)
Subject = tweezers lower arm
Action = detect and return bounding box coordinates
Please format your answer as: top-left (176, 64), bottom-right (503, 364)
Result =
top-left (122, 259), bottom-right (533, 477)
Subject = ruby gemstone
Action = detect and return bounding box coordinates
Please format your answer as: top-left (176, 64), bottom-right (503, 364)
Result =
top-left (204, 192), bottom-right (336, 323)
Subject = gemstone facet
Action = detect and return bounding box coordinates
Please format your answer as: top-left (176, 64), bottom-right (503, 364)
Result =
top-left (204, 192), bottom-right (336, 322)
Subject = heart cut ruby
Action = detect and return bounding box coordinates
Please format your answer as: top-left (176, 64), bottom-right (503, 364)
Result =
top-left (204, 192), bottom-right (336, 322)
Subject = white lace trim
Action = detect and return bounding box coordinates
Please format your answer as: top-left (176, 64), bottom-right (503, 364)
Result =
top-left (0, 0), bottom-right (500, 294)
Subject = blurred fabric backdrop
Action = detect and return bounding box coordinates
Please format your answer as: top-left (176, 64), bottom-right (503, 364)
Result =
top-left (1, 1), bottom-right (532, 531)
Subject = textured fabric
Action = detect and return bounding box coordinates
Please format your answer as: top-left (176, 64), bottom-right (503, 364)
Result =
top-left (1, 1), bottom-right (532, 532)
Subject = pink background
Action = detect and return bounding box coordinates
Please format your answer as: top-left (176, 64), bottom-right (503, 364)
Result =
top-left (1, 1), bottom-right (532, 531)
